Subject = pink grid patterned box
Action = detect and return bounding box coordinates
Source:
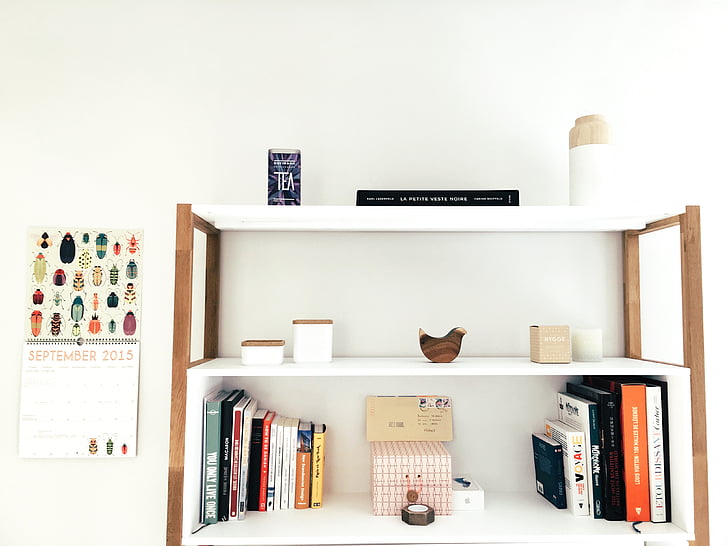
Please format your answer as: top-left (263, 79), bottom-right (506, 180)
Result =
top-left (370, 441), bottom-right (452, 516)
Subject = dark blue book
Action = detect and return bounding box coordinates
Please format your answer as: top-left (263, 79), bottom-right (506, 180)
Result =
top-left (532, 433), bottom-right (567, 509)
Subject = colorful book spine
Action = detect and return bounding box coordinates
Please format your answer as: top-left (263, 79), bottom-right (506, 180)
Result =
top-left (310, 423), bottom-right (326, 508)
top-left (258, 411), bottom-right (276, 511)
top-left (218, 390), bottom-right (246, 521)
top-left (202, 390), bottom-right (229, 524)
top-left (557, 391), bottom-right (603, 518)
top-left (355, 189), bottom-right (519, 206)
top-left (532, 433), bottom-right (566, 509)
top-left (229, 394), bottom-right (251, 519)
top-left (619, 383), bottom-right (651, 521)
top-left (544, 418), bottom-right (589, 516)
top-left (295, 421), bottom-right (313, 509)
top-left (236, 397), bottom-right (258, 519)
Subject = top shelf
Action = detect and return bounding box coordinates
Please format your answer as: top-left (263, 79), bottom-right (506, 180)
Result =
top-left (190, 205), bottom-right (681, 233)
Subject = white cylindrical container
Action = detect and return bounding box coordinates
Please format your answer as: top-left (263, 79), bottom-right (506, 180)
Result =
top-left (241, 340), bottom-right (285, 365)
top-left (569, 114), bottom-right (615, 206)
top-left (293, 319), bottom-right (333, 363)
top-left (571, 329), bottom-right (603, 362)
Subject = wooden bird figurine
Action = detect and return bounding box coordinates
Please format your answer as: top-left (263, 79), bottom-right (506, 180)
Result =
top-left (418, 327), bottom-right (467, 363)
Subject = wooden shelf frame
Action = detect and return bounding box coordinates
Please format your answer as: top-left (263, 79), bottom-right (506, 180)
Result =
top-left (166, 204), bottom-right (708, 546)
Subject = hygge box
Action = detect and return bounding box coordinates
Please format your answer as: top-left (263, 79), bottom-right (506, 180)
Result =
top-left (370, 441), bottom-right (452, 516)
top-left (530, 325), bottom-right (571, 363)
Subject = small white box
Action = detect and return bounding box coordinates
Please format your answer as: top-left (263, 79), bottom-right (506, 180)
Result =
top-left (293, 319), bottom-right (333, 363)
top-left (451, 475), bottom-right (484, 511)
top-left (241, 340), bottom-right (285, 365)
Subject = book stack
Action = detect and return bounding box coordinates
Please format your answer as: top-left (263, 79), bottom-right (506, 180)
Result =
top-left (532, 376), bottom-right (670, 523)
top-left (202, 389), bottom-right (327, 525)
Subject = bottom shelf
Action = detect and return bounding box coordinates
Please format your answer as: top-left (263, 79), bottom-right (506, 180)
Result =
top-left (182, 492), bottom-right (693, 545)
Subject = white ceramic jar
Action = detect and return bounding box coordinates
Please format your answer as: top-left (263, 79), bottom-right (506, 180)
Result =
top-left (240, 339), bottom-right (285, 365)
top-left (292, 319), bottom-right (333, 363)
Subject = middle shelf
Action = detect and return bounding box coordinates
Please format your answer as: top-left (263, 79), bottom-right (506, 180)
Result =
top-left (188, 357), bottom-right (690, 378)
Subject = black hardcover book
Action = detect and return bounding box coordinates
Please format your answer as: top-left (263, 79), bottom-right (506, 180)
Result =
top-left (217, 390), bottom-right (246, 521)
top-left (355, 189), bottom-right (519, 206)
top-left (567, 381), bottom-right (626, 521)
top-left (532, 433), bottom-right (567, 509)
top-left (245, 409), bottom-right (267, 511)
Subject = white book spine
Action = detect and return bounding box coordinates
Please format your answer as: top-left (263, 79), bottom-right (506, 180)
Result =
top-left (557, 392), bottom-right (595, 517)
top-left (646, 385), bottom-right (667, 522)
top-left (288, 418), bottom-right (300, 508)
top-left (545, 418), bottom-right (589, 516)
top-left (280, 417), bottom-right (292, 510)
top-left (274, 416), bottom-right (287, 510)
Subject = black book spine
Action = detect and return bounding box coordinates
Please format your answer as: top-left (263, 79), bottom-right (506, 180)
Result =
top-left (355, 189), bottom-right (519, 206)
top-left (246, 413), bottom-right (265, 511)
top-left (218, 390), bottom-right (245, 521)
top-left (568, 381), bottom-right (626, 521)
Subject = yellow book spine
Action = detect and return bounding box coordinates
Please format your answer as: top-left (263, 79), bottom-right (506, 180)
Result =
top-left (310, 424), bottom-right (326, 508)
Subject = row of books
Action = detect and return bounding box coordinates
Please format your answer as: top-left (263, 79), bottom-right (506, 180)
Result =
top-left (532, 375), bottom-right (670, 523)
top-left (202, 389), bottom-right (327, 525)
top-left (355, 189), bottom-right (519, 206)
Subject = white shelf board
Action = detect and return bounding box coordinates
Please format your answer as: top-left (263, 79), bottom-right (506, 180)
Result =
top-left (182, 492), bottom-right (692, 546)
top-left (190, 205), bottom-right (681, 232)
top-left (188, 357), bottom-right (689, 378)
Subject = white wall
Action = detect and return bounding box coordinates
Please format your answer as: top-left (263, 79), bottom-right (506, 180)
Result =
top-left (1, 1), bottom-right (725, 545)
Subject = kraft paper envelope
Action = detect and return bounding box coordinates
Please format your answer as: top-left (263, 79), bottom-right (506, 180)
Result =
top-left (366, 395), bottom-right (453, 441)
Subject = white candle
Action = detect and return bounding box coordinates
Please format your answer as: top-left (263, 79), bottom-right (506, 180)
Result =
top-left (571, 329), bottom-right (603, 362)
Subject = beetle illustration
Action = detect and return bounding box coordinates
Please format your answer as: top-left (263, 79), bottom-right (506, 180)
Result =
top-left (78, 248), bottom-right (92, 269)
top-left (59, 232), bottom-right (76, 263)
top-left (121, 443), bottom-right (128, 455)
top-left (109, 263), bottom-right (119, 285)
top-left (50, 312), bottom-right (62, 336)
top-left (72, 322), bottom-right (81, 337)
top-left (106, 437), bottom-right (114, 455)
top-left (88, 314), bottom-right (102, 335)
top-left (89, 438), bottom-right (98, 455)
top-left (91, 265), bottom-right (103, 287)
top-left (92, 292), bottom-right (99, 311)
top-left (95, 233), bottom-right (108, 259)
top-left (33, 253), bottom-right (47, 284)
top-left (71, 295), bottom-right (84, 322)
top-left (123, 311), bottom-right (136, 335)
top-left (72, 270), bottom-right (84, 291)
top-left (52, 290), bottom-right (63, 307)
top-left (53, 268), bottom-right (66, 286)
top-left (82, 232), bottom-right (90, 245)
top-left (112, 241), bottom-right (121, 256)
top-left (126, 233), bottom-right (140, 255)
top-left (109, 318), bottom-right (117, 333)
top-left (32, 289), bottom-right (44, 305)
top-left (37, 231), bottom-right (53, 249)
top-left (124, 283), bottom-right (136, 305)
top-left (107, 291), bottom-right (119, 308)
top-left (126, 259), bottom-right (138, 279)
top-left (30, 310), bottom-right (42, 337)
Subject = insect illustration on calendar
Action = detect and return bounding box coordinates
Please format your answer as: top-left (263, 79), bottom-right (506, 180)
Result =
top-left (112, 240), bottom-right (122, 256)
top-left (105, 436), bottom-right (114, 455)
top-left (124, 282), bottom-right (136, 304)
top-left (109, 263), bottom-right (119, 285)
top-left (89, 438), bottom-right (98, 455)
top-left (126, 259), bottom-right (138, 279)
top-left (88, 314), bottom-right (102, 335)
top-left (32, 289), bottom-right (44, 305)
top-left (50, 312), bottom-right (63, 336)
top-left (36, 231), bottom-right (53, 249)
top-left (71, 295), bottom-right (84, 322)
top-left (91, 265), bottom-right (104, 287)
top-left (123, 311), bottom-right (136, 335)
top-left (30, 310), bottom-right (43, 337)
top-left (59, 232), bottom-right (76, 264)
top-left (77, 248), bottom-right (92, 270)
top-left (52, 268), bottom-right (66, 286)
top-left (126, 233), bottom-right (141, 255)
top-left (72, 270), bottom-right (85, 291)
top-left (95, 233), bottom-right (108, 258)
top-left (32, 253), bottom-right (47, 284)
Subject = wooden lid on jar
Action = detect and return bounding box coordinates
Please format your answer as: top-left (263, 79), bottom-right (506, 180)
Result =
top-left (292, 319), bottom-right (333, 325)
top-left (241, 339), bottom-right (285, 346)
top-left (569, 114), bottom-right (611, 149)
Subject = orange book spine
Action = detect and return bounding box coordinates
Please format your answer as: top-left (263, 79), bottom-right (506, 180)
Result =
top-left (620, 384), bottom-right (650, 521)
top-left (294, 451), bottom-right (311, 509)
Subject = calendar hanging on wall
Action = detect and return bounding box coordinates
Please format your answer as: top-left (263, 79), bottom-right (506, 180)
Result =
top-left (19, 227), bottom-right (142, 458)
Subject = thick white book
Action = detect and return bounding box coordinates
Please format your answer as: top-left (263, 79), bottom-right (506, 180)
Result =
top-left (274, 415), bottom-right (287, 509)
top-left (545, 418), bottom-right (589, 516)
top-left (557, 392), bottom-right (602, 518)
top-left (287, 417), bottom-right (300, 509)
top-left (646, 385), bottom-right (667, 522)
top-left (280, 417), bottom-right (293, 509)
